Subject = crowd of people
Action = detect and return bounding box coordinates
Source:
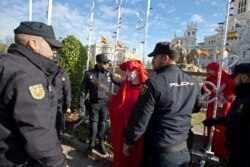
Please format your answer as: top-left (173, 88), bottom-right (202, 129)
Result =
top-left (0, 21), bottom-right (250, 167)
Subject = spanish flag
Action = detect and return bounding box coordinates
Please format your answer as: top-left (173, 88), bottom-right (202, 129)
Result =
top-left (101, 36), bottom-right (107, 44)
top-left (227, 31), bottom-right (237, 39)
top-left (117, 41), bottom-right (123, 48)
top-left (216, 48), bottom-right (222, 55)
top-left (197, 48), bottom-right (210, 57)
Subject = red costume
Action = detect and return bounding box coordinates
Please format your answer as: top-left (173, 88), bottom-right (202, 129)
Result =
top-left (203, 62), bottom-right (235, 159)
top-left (108, 60), bottom-right (147, 167)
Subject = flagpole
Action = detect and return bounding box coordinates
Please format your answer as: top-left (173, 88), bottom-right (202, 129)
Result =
top-left (142, 0), bottom-right (151, 65)
top-left (200, 1), bottom-right (231, 166)
top-left (47, 0), bottom-right (53, 25)
top-left (86, 2), bottom-right (94, 71)
top-left (29, 0), bottom-right (32, 21)
top-left (112, 0), bottom-right (122, 93)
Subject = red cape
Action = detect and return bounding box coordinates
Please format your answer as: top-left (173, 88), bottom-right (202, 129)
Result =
top-left (109, 81), bottom-right (143, 167)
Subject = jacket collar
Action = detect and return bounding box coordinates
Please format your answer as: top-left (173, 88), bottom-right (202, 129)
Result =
top-left (8, 44), bottom-right (58, 76)
top-left (235, 83), bottom-right (250, 97)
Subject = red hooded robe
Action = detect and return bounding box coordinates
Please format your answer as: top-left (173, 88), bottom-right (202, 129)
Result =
top-left (108, 60), bottom-right (147, 167)
top-left (203, 62), bottom-right (235, 159)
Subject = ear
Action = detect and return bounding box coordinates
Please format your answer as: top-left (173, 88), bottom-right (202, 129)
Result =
top-left (241, 74), bottom-right (250, 83)
top-left (27, 39), bottom-right (40, 52)
top-left (162, 55), bottom-right (169, 63)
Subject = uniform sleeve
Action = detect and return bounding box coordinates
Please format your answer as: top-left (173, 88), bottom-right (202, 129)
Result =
top-left (193, 83), bottom-right (202, 113)
top-left (63, 71), bottom-right (72, 108)
top-left (79, 71), bottom-right (89, 110)
top-left (110, 72), bottom-right (123, 86)
top-left (124, 79), bottom-right (156, 146)
top-left (242, 103), bottom-right (250, 166)
top-left (9, 74), bottom-right (67, 167)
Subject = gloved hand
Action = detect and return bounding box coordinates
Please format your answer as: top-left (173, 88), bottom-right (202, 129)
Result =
top-left (202, 118), bottom-right (218, 127)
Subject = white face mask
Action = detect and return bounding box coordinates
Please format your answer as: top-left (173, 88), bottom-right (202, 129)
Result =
top-left (126, 70), bottom-right (138, 81)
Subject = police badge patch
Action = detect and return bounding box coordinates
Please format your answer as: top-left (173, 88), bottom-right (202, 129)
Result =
top-left (140, 84), bottom-right (148, 95)
top-left (29, 84), bottom-right (45, 99)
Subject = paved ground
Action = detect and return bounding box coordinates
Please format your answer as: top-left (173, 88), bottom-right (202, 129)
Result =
top-left (61, 134), bottom-right (112, 167)
top-left (61, 128), bottom-right (220, 167)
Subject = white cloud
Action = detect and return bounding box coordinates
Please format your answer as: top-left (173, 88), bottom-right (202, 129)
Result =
top-left (190, 14), bottom-right (204, 23)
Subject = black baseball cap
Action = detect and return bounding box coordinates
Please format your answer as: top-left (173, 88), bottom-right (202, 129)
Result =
top-left (96, 54), bottom-right (110, 63)
top-left (231, 63), bottom-right (250, 78)
top-left (14, 21), bottom-right (63, 48)
top-left (148, 42), bottom-right (178, 57)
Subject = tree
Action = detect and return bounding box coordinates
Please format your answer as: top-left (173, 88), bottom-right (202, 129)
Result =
top-left (58, 35), bottom-right (87, 108)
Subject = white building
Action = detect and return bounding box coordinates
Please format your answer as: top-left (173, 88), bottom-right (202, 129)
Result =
top-left (172, 22), bottom-right (198, 53)
top-left (198, 0), bottom-right (250, 68)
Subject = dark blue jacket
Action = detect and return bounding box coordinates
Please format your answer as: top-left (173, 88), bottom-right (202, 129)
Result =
top-left (125, 65), bottom-right (202, 148)
top-left (79, 65), bottom-right (123, 110)
top-left (0, 44), bottom-right (67, 167)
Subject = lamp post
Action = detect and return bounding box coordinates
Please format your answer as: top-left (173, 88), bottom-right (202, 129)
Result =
top-left (86, 1), bottom-right (95, 71)
top-left (28, 0), bottom-right (32, 21)
top-left (142, 0), bottom-right (151, 65)
top-left (112, 0), bottom-right (122, 93)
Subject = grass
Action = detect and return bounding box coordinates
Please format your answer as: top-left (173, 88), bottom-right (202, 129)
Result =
top-left (192, 109), bottom-right (206, 130)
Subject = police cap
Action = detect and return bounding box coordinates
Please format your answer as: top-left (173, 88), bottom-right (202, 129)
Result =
top-left (231, 63), bottom-right (250, 78)
top-left (148, 42), bottom-right (179, 59)
top-left (96, 54), bottom-right (110, 63)
top-left (14, 21), bottom-right (63, 48)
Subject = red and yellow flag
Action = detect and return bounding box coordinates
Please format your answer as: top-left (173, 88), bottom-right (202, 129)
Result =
top-left (216, 48), bottom-right (222, 55)
top-left (117, 41), bottom-right (123, 48)
top-left (101, 36), bottom-right (107, 44)
top-left (197, 48), bottom-right (210, 57)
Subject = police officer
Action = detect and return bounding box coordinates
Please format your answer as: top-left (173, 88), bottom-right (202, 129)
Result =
top-left (52, 55), bottom-right (72, 139)
top-left (123, 42), bottom-right (202, 167)
top-left (203, 63), bottom-right (250, 167)
top-left (79, 54), bottom-right (123, 155)
top-left (0, 21), bottom-right (67, 167)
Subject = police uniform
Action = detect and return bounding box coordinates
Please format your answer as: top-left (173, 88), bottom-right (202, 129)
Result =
top-left (79, 54), bottom-right (122, 154)
top-left (52, 66), bottom-right (71, 139)
top-left (0, 22), bottom-right (67, 167)
top-left (0, 44), bottom-right (67, 167)
top-left (124, 42), bottom-right (202, 167)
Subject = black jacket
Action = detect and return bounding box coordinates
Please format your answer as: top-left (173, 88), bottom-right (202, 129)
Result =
top-left (215, 83), bottom-right (250, 166)
top-left (52, 67), bottom-right (72, 109)
top-left (79, 65), bottom-right (123, 110)
top-left (125, 65), bottom-right (202, 148)
top-left (0, 44), bottom-right (67, 167)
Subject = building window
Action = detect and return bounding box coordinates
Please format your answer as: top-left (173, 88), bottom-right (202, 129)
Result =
top-left (238, 0), bottom-right (247, 14)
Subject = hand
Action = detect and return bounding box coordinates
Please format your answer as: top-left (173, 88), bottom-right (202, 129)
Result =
top-left (123, 142), bottom-right (131, 157)
top-left (66, 108), bottom-right (71, 114)
top-left (202, 118), bottom-right (218, 127)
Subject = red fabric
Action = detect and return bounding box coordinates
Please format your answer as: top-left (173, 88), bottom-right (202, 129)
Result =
top-left (203, 62), bottom-right (235, 159)
top-left (109, 81), bottom-right (143, 167)
top-left (119, 60), bottom-right (147, 83)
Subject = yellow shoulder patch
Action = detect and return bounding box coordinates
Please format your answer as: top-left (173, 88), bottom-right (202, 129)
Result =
top-left (29, 84), bottom-right (45, 100)
top-left (140, 84), bottom-right (148, 95)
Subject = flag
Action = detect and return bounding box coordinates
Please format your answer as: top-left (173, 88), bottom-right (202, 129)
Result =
top-left (216, 48), bottom-right (222, 55)
top-left (197, 48), bottom-right (210, 57)
top-left (101, 36), bottom-right (107, 44)
top-left (117, 41), bottom-right (123, 47)
top-left (227, 31), bottom-right (237, 39)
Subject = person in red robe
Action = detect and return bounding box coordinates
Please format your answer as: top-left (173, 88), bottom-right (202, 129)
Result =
top-left (202, 62), bottom-right (235, 165)
top-left (108, 59), bottom-right (147, 167)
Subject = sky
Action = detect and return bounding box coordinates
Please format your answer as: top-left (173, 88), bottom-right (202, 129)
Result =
top-left (0, 0), bottom-right (228, 61)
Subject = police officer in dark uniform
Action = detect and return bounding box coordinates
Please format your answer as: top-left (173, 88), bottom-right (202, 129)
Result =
top-left (79, 54), bottom-right (123, 155)
top-left (203, 63), bottom-right (250, 167)
top-left (123, 42), bottom-right (202, 167)
top-left (52, 55), bottom-right (72, 139)
top-left (0, 21), bottom-right (67, 167)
